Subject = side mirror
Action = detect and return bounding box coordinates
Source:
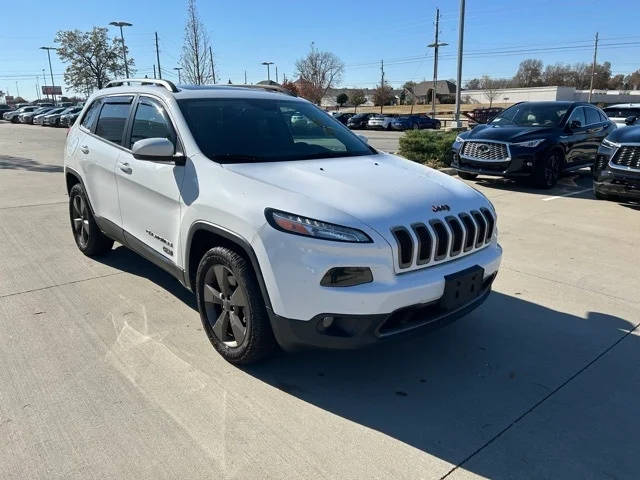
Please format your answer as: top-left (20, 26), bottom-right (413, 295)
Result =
top-left (624, 115), bottom-right (637, 126)
top-left (132, 137), bottom-right (179, 162)
top-left (568, 119), bottom-right (582, 130)
top-left (357, 134), bottom-right (369, 144)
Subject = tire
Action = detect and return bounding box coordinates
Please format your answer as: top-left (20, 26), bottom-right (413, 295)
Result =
top-left (412, 123), bottom-right (419, 130)
top-left (458, 171), bottom-right (478, 180)
top-left (593, 186), bottom-right (612, 201)
top-left (68, 183), bottom-right (114, 256)
top-left (196, 247), bottom-right (276, 365)
top-left (532, 150), bottom-right (562, 188)
top-left (386, 124), bottom-right (392, 131)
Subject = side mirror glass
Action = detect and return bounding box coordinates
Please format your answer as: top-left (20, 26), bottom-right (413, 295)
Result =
top-left (624, 115), bottom-right (637, 126)
top-left (132, 137), bottom-right (175, 161)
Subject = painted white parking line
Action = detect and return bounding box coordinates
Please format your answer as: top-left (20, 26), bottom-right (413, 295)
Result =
top-left (541, 188), bottom-right (593, 202)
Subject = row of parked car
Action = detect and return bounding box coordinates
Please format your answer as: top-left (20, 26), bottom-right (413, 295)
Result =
top-left (450, 100), bottom-right (640, 203)
top-left (1, 103), bottom-right (84, 127)
top-left (330, 111), bottom-right (441, 131)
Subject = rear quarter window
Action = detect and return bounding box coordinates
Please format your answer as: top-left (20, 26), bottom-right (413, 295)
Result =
top-left (80, 100), bottom-right (101, 130)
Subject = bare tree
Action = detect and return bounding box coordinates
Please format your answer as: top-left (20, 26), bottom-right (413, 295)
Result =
top-left (295, 43), bottom-right (344, 105)
top-left (480, 75), bottom-right (500, 108)
top-left (403, 81), bottom-right (417, 114)
top-left (513, 59), bottom-right (543, 87)
top-left (180, 0), bottom-right (215, 85)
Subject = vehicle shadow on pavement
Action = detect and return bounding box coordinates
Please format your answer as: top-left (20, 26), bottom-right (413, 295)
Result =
top-left (472, 170), bottom-right (593, 197)
top-left (246, 292), bottom-right (638, 479)
top-left (0, 154), bottom-right (63, 172)
top-left (96, 245), bottom-right (197, 310)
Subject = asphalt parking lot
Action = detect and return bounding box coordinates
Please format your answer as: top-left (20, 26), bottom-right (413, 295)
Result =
top-left (359, 128), bottom-right (403, 152)
top-left (1, 121), bottom-right (639, 480)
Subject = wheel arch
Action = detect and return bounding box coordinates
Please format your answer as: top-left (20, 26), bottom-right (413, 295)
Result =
top-left (185, 222), bottom-right (273, 311)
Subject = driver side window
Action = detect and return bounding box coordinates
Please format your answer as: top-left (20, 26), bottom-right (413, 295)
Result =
top-left (567, 107), bottom-right (585, 128)
top-left (129, 99), bottom-right (176, 149)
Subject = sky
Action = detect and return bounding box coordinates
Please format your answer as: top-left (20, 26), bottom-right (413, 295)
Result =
top-left (1, 0), bottom-right (640, 100)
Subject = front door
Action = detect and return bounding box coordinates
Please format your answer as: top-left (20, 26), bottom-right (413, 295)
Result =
top-left (563, 107), bottom-right (590, 166)
top-left (115, 96), bottom-right (184, 263)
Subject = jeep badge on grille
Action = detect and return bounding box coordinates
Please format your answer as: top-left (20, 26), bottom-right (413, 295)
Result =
top-left (432, 204), bottom-right (450, 212)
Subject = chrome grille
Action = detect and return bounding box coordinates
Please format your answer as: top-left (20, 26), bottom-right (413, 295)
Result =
top-left (391, 208), bottom-right (495, 272)
top-left (611, 146), bottom-right (640, 170)
top-left (461, 141), bottom-right (509, 161)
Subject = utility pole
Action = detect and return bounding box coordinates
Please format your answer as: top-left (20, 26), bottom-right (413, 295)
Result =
top-left (427, 8), bottom-right (448, 118)
top-left (209, 46), bottom-right (216, 84)
top-left (35, 76), bottom-right (40, 100)
top-left (454, 0), bottom-right (466, 127)
top-left (155, 32), bottom-right (162, 79)
top-left (588, 32), bottom-right (599, 103)
top-left (15, 82), bottom-right (19, 99)
top-left (275, 65), bottom-right (278, 83)
top-left (380, 59), bottom-right (384, 114)
top-left (42, 69), bottom-right (48, 102)
top-left (153, 64), bottom-right (157, 79)
top-left (244, 70), bottom-right (247, 84)
top-left (110, 21), bottom-right (132, 78)
top-left (40, 46), bottom-right (57, 104)
top-left (173, 67), bottom-right (183, 83)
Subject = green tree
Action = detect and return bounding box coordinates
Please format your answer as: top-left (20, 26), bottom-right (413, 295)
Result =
top-left (55, 27), bottom-right (134, 92)
top-left (350, 89), bottom-right (366, 112)
top-left (336, 92), bottom-right (348, 109)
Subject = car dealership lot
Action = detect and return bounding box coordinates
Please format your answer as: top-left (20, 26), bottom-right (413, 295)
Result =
top-left (0, 121), bottom-right (639, 479)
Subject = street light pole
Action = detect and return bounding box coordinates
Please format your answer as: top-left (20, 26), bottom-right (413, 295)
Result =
top-left (454, 0), bottom-right (466, 127)
top-left (427, 8), bottom-right (448, 118)
top-left (40, 47), bottom-right (57, 104)
top-left (173, 67), bottom-right (183, 83)
top-left (110, 21), bottom-right (133, 78)
top-left (261, 61), bottom-right (274, 81)
top-left (588, 32), bottom-right (599, 103)
top-left (42, 69), bottom-right (48, 102)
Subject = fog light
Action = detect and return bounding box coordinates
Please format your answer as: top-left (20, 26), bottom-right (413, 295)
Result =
top-left (320, 267), bottom-right (373, 287)
top-left (321, 316), bottom-right (334, 329)
top-left (526, 161), bottom-right (533, 167)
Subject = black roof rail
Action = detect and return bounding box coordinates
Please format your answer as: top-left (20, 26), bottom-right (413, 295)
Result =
top-left (231, 84), bottom-right (297, 97)
top-left (104, 78), bottom-right (179, 93)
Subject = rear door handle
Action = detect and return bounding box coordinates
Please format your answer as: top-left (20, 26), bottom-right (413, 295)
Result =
top-left (118, 162), bottom-right (132, 174)
top-left (80, 145), bottom-right (89, 154)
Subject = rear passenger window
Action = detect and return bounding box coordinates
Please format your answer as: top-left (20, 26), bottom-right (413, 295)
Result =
top-left (129, 100), bottom-right (176, 148)
top-left (95, 103), bottom-right (131, 145)
top-left (80, 100), bottom-right (101, 130)
top-left (567, 107), bottom-right (585, 127)
top-left (585, 108), bottom-right (600, 125)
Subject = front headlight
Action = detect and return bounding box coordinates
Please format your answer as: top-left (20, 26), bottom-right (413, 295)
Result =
top-left (512, 138), bottom-right (545, 148)
top-left (602, 138), bottom-right (620, 149)
top-left (265, 209), bottom-right (372, 243)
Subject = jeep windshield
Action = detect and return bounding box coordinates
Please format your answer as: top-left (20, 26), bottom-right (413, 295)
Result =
top-left (178, 98), bottom-right (376, 163)
top-left (490, 103), bottom-right (569, 127)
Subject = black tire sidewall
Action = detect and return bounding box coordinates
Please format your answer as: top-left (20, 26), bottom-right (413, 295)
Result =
top-left (195, 247), bottom-right (276, 364)
top-left (68, 183), bottom-right (113, 256)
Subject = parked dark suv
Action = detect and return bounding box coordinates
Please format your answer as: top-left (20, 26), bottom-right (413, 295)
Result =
top-left (391, 115), bottom-right (440, 131)
top-left (593, 126), bottom-right (640, 202)
top-left (347, 113), bottom-right (374, 130)
top-left (451, 101), bottom-right (615, 188)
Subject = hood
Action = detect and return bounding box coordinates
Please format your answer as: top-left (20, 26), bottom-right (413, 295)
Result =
top-left (608, 125), bottom-right (640, 143)
top-left (465, 123), bottom-right (557, 142)
top-left (222, 154), bottom-right (489, 236)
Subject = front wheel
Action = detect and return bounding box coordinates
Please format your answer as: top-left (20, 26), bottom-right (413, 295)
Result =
top-left (458, 171), bottom-right (478, 180)
top-left (196, 247), bottom-right (276, 364)
top-left (533, 150), bottom-right (562, 188)
top-left (68, 183), bottom-right (114, 256)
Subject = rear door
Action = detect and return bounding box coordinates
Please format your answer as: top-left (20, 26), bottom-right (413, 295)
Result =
top-left (115, 95), bottom-right (184, 262)
top-left (564, 107), bottom-right (590, 166)
top-left (77, 96), bottom-right (133, 225)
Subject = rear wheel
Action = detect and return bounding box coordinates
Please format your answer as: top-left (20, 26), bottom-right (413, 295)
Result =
top-left (196, 247), bottom-right (276, 364)
top-left (458, 171), bottom-right (478, 180)
top-left (68, 183), bottom-right (114, 256)
top-left (533, 150), bottom-right (562, 188)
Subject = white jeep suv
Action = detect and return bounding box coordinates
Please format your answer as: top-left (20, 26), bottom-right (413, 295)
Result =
top-left (64, 79), bottom-right (502, 364)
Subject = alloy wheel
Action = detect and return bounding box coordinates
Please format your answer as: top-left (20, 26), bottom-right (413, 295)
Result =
top-left (544, 153), bottom-right (560, 187)
top-left (203, 264), bottom-right (249, 347)
top-left (71, 194), bottom-right (90, 248)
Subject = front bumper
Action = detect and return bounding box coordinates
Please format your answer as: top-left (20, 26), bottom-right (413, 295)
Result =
top-left (451, 141), bottom-right (546, 178)
top-left (594, 167), bottom-right (640, 199)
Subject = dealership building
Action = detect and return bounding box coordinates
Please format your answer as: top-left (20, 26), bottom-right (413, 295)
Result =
top-left (461, 85), bottom-right (640, 105)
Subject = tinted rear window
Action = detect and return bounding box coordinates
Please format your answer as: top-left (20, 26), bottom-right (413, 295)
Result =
top-left (95, 103), bottom-right (131, 145)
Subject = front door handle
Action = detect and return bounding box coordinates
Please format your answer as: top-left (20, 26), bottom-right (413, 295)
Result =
top-left (118, 162), bottom-right (132, 174)
top-left (80, 145), bottom-right (89, 154)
